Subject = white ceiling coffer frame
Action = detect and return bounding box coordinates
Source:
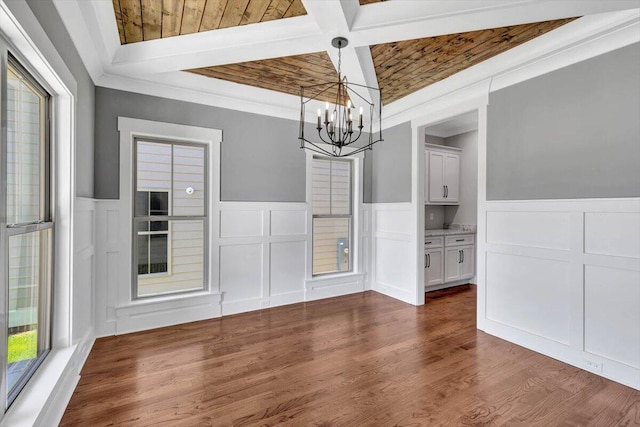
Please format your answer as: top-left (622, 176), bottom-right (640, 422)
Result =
top-left (53, 0), bottom-right (640, 125)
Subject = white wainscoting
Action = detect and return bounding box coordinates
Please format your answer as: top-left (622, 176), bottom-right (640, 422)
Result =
top-left (370, 203), bottom-right (419, 305)
top-left (94, 200), bottom-right (374, 334)
top-left (478, 198), bottom-right (640, 390)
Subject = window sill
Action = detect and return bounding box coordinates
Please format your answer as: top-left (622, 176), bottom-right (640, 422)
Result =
top-left (1, 345), bottom-right (77, 427)
top-left (116, 289), bottom-right (221, 310)
top-left (306, 271), bottom-right (366, 284)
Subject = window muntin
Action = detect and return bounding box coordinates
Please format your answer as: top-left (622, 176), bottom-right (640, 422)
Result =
top-left (133, 139), bottom-right (207, 299)
top-left (4, 57), bottom-right (52, 407)
top-left (311, 157), bottom-right (353, 276)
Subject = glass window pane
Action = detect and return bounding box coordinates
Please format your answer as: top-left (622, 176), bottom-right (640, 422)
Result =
top-left (149, 235), bottom-right (168, 274)
top-left (137, 234), bottom-right (149, 275)
top-left (172, 145), bottom-right (205, 216)
top-left (312, 158), bottom-right (331, 215)
top-left (150, 221), bottom-right (168, 232)
top-left (135, 191), bottom-right (149, 217)
top-left (6, 65), bottom-right (46, 224)
top-left (137, 220), bottom-right (205, 298)
top-left (7, 230), bottom-right (51, 396)
top-left (312, 218), bottom-right (350, 275)
top-left (149, 192), bottom-right (169, 215)
top-left (330, 161), bottom-right (351, 215)
top-left (136, 141), bottom-right (171, 212)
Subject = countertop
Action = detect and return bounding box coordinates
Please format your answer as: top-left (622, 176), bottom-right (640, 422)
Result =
top-left (425, 228), bottom-right (476, 237)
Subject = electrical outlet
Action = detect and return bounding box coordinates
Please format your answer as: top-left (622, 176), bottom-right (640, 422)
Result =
top-left (261, 300), bottom-right (270, 308)
top-left (585, 359), bottom-right (603, 373)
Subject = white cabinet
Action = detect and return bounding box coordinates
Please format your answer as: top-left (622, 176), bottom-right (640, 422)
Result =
top-left (424, 236), bottom-right (444, 287)
top-left (444, 245), bottom-right (474, 282)
top-left (425, 145), bottom-right (461, 204)
top-left (425, 233), bottom-right (475, 289)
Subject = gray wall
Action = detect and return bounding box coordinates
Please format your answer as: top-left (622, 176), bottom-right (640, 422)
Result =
top-left (95, 87), bottom-right (308, 201)
top-left (487, 43), bottom-right (640, 200)
top-left (445, 130), bottom-right (478, 226)
top-left (26, 0), bottom-right (95, 199)
top-left (368, 121), bottom-right (412, 203)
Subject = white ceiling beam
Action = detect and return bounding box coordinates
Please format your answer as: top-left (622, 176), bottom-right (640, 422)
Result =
top-left (349, 0), bottom-right (640, 46)
top-left (108, 15), bottom-right (324, 75)
top-left (301, 0), bottom-right (379, 104)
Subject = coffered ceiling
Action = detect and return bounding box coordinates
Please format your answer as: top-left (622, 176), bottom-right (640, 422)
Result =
top-left (54, 0), bottom-right (640, 125)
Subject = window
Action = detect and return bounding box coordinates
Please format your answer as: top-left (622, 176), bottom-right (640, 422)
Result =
top-left (311, 157), bottom-right (352, 275)
top-left (133, 139), bottom-right (207, 298)
top-left (2, 56), bottom-right (52, 406)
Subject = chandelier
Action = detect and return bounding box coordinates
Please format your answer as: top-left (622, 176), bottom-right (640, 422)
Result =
top-left (299, 37), bottom-right (383, 157)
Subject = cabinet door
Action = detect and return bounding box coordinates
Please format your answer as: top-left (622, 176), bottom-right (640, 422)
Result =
top-left (425, 248), bottom-right (444, 286)
top-left (443, 153), bottom-right (460, 202)
top-left (444, 247), bottom-right (461, 282)
top-left (459, 245), bottom-right (475, 280)
top-left (428, 151), bottom-right (445, 203)
top-left (424, 151), bottom-right (429, 201)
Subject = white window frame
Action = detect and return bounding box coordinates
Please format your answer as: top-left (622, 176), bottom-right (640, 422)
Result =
top-left (305, 144), bottom-right (364, 281)
top-left (0, 1), bottom-right (76, 423)
top-left (117, 117), bottom-right (221, 308)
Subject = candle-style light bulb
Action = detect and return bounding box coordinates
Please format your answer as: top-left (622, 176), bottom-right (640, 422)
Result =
top-left (359, 107), bottom-right (363, 128)
top-left (324, 102), bottom-right (329, 124)
top-left (317, 109), bottom-right (322, 128)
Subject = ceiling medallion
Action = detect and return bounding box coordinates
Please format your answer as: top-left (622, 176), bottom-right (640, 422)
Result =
top-left (299, 37), bottom-right (383, 157)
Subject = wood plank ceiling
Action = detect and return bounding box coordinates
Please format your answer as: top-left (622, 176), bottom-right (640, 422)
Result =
top-left (110, 2), bottom-right (574, 105)
top-left (372, 18), bottom-right (576, 104)
top-left (112, 0), bottom-right (307, 44)
top-left (187, 52), bottom-right (340, 103)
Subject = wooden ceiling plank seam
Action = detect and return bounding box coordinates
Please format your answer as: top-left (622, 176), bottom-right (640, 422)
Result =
top-left (180, 0), bottom-right (207, 35)
top-left (240, 0), bottom-right (271, 25)
top-left (112, 0), bottom-right (127, 44)
top-left (199, 0), bottom-right (229, 31)
top-left (282, 0), bottom-right (306, 19)
top-left (161, 0), bottom-right (185, 38)
top-left (262, 0), bottom-right (293, 22)
top-left (120, 0), bottom-right (144, 43)
top-left (141, 0), bottom-right (162, 41)
top-left (219, 0), bottom-right (251, 29)
top-left (228, 57), bottom-right (335, 83)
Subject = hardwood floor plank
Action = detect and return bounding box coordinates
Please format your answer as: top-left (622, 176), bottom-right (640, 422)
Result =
top-left (62, 287), bottom-right (640, 426)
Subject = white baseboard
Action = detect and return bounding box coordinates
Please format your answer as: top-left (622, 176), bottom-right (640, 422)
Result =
top-left (115, 293), bottom-right (222, 335)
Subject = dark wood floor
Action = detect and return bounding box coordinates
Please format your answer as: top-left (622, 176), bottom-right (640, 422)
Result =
top-left (62, 286), bottom-right (640, 426)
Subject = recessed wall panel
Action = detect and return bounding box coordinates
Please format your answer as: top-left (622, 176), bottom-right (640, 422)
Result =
top-left (585, 265), bottom-right (640, 369)
top-left (220, 210), bottom-right (263, 238)
top-left (270, 241), bottom-right (306, 295)
top-left (271, 210), bottom-right (306, 236)
top-left (486, 211), bottom-right (570, 250)
top-left (486, 252), bottom-right (571, 344)
top-left (585, 212), bottom-right (640, 258)
top-left (219, 244), bottom-right (262, 301)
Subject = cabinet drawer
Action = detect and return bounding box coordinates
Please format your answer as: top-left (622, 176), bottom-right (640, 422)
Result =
top-left (445, 234), bottom-right (475, 247)
top-left (424, 236), bottom-right (444, 248)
